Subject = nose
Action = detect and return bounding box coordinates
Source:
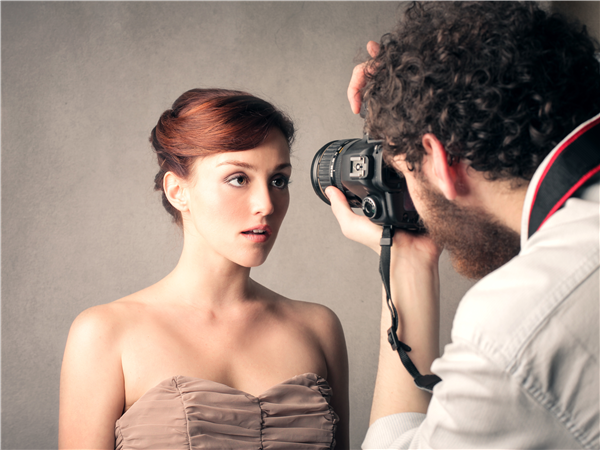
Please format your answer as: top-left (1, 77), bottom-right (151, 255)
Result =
top-left (251, 184), bottom-right (275, 216)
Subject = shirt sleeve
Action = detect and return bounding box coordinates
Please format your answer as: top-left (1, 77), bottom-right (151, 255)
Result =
top-left (362, 413), bottom-right (425, 449)
top-left (361, 338), bottom-right (583, 449)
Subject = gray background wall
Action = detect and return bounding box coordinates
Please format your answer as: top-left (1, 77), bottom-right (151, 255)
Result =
top-left (2, 2), bottom-right (598, 449)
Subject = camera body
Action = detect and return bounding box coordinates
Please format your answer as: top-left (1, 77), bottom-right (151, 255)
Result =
top-left (311, 136), bottom-right (424, 231)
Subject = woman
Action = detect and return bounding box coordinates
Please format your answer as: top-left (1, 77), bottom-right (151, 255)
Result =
top-left (59, 88), bottom-right (349, 449)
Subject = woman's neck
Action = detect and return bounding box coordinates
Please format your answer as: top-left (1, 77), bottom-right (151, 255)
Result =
top-left (159, 235), bottom-right (256, 310)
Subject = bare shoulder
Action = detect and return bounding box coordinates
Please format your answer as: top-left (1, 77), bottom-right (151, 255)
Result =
top-left (265, 289), bottom-right (345, 342)
top-left (60, 295), bottom-right (148, 449)
top-left (254, 281), bottom-right (347, 357)
top-left (254, 279), bottom-right (338, 323)
top-left (68, 303), bottom-right (122, 345)
top-left (285, 298), bottom-right (341, 328)
top-left (60, 293), bottom-right (150, 410)
top-left (257, 288), bottom-right (349, 449)
top-left (66, 290), bottom-right (151, 352)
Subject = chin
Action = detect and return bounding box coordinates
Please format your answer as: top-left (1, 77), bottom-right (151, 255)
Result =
top-left (235, 251), bottom-right (272, 268)
top-left (244, 259), bottom-right (268, 268)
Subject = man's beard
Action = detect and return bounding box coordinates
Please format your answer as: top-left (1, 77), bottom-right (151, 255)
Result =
top-left (419, 184), bottom-right (521, 280)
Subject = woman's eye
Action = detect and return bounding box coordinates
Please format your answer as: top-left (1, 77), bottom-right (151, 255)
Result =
top-left (271, 176), bottom-right (290, 189)
top-left (227, 175), bottom-right (248, 187)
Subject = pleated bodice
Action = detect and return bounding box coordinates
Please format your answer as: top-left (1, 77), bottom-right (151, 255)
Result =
top-left (114, 373), bottom-right (338, 449)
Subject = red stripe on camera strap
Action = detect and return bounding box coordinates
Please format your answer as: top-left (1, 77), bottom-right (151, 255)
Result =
top-left (528, 115), bottom-right (600, 238)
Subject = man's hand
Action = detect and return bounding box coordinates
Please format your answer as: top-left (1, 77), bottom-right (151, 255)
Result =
top-left (325, 186), bottom-right (382, 253)
top-left (327, 184), bottom-right (441, 423)
top-left (326, 185), bottom-right (441, 266)
top-left (347, 41), bottom-right (381, 115)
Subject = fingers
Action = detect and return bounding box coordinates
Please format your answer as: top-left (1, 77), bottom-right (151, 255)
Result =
top-left (347, 41), bottom-right (381, 115)
top-left (326, 187), bottom-right (382, 252)
top-left (366, 40), bottom-right (380, 58)
top-left (347, 64), bottom-right (368, 115)
top-left (326, 185), bottom-right (441, 263)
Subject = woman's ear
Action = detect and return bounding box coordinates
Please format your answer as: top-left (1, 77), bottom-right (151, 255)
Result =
top-left (163, 172), bottom-right (189, 213)
top-left (421, 133), bottom-right (459, 200)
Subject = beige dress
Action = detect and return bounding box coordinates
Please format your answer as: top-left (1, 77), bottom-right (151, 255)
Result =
top-left (114, 373), bottom-right (339, 449)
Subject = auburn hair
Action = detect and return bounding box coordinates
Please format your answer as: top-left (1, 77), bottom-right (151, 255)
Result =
top-left (150, 88), bottom-right (295, 225)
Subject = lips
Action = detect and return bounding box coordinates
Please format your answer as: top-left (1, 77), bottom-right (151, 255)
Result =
top-left (241, 225), bottom-right (272, 243)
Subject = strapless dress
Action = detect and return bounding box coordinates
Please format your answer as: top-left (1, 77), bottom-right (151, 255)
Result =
top-left (114, 372), bottom-right (338, 449)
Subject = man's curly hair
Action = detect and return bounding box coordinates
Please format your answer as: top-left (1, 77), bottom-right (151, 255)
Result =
top-left (363, 1), bottom-right (600, 181)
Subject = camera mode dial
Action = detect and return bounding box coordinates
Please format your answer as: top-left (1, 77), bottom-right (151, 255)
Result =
top-left (362, 196), bottom-right (383, 220)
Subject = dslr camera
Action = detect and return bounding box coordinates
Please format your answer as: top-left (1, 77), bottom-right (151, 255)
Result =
top-left (311, 135), bottom-right (424, 231)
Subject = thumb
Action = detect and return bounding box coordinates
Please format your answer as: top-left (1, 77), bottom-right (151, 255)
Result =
top-left (326, 186), bottom-right (353, 222)
top-left (325, 186), bottom-right (382, 252)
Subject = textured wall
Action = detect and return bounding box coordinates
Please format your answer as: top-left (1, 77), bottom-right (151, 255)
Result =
top-left (553, 1), bottom-right (600, 38)
top-left (3, 2), bottom-right (596, 449)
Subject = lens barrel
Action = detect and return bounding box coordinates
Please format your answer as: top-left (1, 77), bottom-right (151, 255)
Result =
top-left (311, 140), bottom-right (356, 205)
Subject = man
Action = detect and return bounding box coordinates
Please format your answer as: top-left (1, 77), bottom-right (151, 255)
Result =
top-left (327, 2), bottom-right (600, 448)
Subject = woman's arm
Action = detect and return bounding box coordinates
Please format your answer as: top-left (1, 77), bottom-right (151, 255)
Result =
top-left (59, 305), bottom-right (125, 449)
top-left (313, 305), bottom-right (350, 450)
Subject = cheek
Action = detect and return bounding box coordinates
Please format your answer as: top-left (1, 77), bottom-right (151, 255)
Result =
top-left (191, 186), bottom-right (246, 226)
top-left (402, 174), bottom-right (420, 203)
top-left (274, 191), bottom-right (290, 221)
top-left (214, 190), bottom-right (250, 221)
top-left (403, 176), bottom-right (429, 217)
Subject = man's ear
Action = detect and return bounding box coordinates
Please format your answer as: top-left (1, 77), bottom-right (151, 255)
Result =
top-left (422, 133), bottom-right (459, 200)
top-left (163, 172), bottom-right (189, 213)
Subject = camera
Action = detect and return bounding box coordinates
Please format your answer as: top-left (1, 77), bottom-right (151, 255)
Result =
top-left (310, 135), bottom-right (424, 231)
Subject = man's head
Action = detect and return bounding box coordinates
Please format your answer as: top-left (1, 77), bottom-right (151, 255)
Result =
top-left (364, 1), bottom-right (600, 180)
top-left (363, 1), bottom-right (600, 278)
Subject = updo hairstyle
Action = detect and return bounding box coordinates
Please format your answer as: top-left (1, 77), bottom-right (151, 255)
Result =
top-left (150, 88), bottom-right (295, 226)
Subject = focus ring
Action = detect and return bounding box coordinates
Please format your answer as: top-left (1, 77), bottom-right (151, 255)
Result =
top-left (310, 139), bottom-right (357, 205)
top-left (318, 143), bottom-right (340, 194)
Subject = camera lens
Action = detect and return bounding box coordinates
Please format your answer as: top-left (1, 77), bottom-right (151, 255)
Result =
top-left (311, 139), bottom-right (355, 205)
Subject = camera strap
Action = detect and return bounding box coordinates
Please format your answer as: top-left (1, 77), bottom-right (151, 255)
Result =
top-left (527, 113), bottom-right (600, 239)
top-left (379, 225), bottom-right (442, 393)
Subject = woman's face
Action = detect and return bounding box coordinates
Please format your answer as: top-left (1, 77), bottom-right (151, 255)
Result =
top-left (183, 128), bottom-right (291, 268)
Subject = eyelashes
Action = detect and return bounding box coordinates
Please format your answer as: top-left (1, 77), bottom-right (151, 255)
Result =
top-left (225, 173), bottom-right (291, 189)
top-left (271, 175), bottom-right (291, 189)
top-left (226, 175), bottom-right (249, 187)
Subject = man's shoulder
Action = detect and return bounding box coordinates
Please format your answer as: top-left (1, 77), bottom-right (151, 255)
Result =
top-left (443, 196), bottom-right (599, 449)
top-left (452, 195), bottom-right (599, 368)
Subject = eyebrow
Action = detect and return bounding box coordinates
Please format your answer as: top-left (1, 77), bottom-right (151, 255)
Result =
top-left (216, 160), bottom-right (292, 171)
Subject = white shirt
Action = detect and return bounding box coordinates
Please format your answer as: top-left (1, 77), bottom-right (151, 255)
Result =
top-left (362, 125), bottom-right (600, 449)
